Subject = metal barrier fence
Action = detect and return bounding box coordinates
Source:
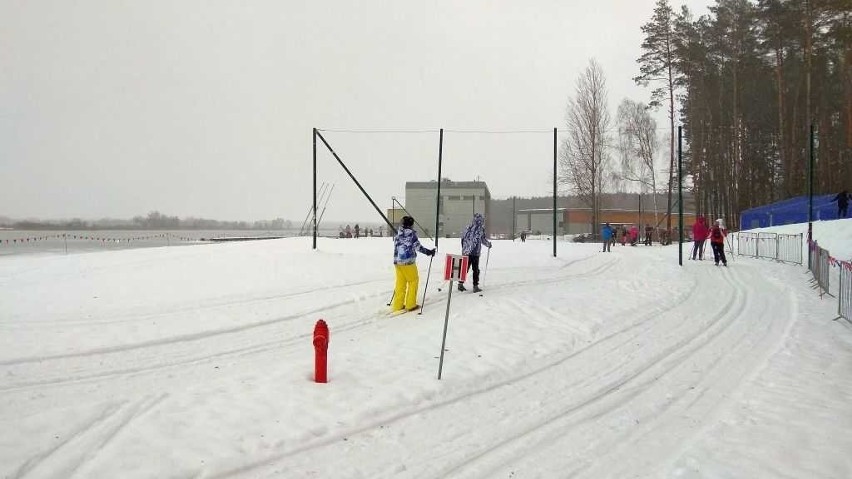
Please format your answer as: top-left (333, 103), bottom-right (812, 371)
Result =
top-left (840, 263), bottom-right (852, 322)
top-left (807, 240), bottom-right (832, 297)
top-left (735, 232), bottom-right (803, 264)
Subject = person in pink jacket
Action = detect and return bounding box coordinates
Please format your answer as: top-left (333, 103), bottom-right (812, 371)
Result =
top-left (690, 216), bottom-right (709, 260)
top-left (709, 219), bottom-right (728, 266)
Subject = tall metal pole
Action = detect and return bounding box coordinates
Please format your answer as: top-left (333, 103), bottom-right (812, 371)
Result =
top-left (435, 129), bottom-right (443, 248)
top-left (678, 126), bottom-right (683, 266)
top-left (313, 128), bottom-right (318, 249)
top-left (808, 123), bottom-right (814, 267)
top-left (553, 127), bottom-right (557, 257)
top-left (512, 196), bottom-right (516, 241)
top-left (316, 130), bottom-right (395, 230)
top-left (419, 130), bottom-right (444, 317)
top-left (437, 279), bottom-right (454, 380)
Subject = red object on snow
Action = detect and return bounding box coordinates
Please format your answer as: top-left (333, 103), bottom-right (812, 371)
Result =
top-left (444, 254), bottom-right (469, 282)
top-left (313, 319), bottom-right (329, 383)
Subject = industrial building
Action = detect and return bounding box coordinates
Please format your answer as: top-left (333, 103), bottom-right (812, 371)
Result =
top-left (400, 180), bottom-right (491, 238)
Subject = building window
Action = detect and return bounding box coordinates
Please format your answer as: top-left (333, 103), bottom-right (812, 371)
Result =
top-left (447, 195), bottom-right (461, 200)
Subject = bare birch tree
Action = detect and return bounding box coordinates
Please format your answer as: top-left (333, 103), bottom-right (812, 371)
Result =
top-left (616, 98), bottom-right (660, 228)
top-left (559, 59), bottom-right (611, 234)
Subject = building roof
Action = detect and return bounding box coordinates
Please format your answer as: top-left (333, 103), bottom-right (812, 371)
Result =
top-left (517, 208), bottom-right (568, 213)
top-left (406, 180), bottom-right (491, 197)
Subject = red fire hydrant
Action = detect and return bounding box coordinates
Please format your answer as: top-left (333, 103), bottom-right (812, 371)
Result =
top-left (313, 319), bottom-right (329, 383)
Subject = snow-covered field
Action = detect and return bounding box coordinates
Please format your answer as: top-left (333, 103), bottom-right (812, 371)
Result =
top-left (2, 220), bottom-right (851, 478)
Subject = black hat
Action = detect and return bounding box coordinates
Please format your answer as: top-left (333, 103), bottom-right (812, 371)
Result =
top-left (402, 216), bottom-right (414, 228)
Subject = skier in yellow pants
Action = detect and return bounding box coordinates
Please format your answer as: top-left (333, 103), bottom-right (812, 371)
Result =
top-left (391, 216), bottom-right (435, 312)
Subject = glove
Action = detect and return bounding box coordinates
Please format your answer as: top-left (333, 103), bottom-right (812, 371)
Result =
top-left (426, 248), bottom-right (436, 256)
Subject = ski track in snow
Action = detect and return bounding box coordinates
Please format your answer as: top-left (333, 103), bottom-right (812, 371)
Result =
top-left (218, 252), bottom-right (795, 478)
top-left (2, 238), bottom-right (838, 478)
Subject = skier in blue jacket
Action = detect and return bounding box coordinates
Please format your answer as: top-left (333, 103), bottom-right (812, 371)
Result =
top-left (391, 216), bottom-right (435, 312)
top-left (458, 213), bottom-right (492, 293)
top-left (601, 223), bottom-right (614, 252)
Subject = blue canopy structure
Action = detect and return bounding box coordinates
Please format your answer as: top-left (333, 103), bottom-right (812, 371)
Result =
top-left (739, 194), bottom-right (842, 230)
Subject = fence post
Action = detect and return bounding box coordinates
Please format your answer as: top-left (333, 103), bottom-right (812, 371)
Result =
top-left (776, 234), bottom-right (780, 262)
top-left (755, 233), bottom-right (760, 259)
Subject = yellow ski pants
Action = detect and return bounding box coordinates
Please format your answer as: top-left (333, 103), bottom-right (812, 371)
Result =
top-left (391, 264), bottom-right (419, 311)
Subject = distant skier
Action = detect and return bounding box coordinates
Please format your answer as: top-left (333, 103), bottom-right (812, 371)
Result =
top-left (830, 190), bottom-right (849, 218)
top-left (690, 216), bottom-right (709, 260)
top-left (354, 224), bottom-right (360, 239)
top-left (629, 225), bottom-right (639, 246)
top-left (457, 213), bottom-right (491, 293)
top-left (601, 223), bottom-right (614, 252)
top-left (709, 219), bottom-right (727, 266)
top-left (644, 224), bottom-right (653, 246)
top-left (520, 230), bottom-right (527, 243)
top-left (391, 216), bottom-right (434, 312)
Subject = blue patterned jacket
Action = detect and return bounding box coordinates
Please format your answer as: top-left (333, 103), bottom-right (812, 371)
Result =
top-left (394, 227), bottom-right (431, 265)
top-left (461, 213), bottom-right (491, 256)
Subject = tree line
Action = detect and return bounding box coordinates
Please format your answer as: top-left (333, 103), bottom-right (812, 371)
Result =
top-left (4, 211), bottom-right (293, 231)
top-left (560, 0), bottom-right (850, 234)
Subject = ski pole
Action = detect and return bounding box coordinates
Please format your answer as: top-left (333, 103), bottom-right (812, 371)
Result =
top-left (418, 254), bottom-right (435, 315)
top-left (483, 247), bottom-right (491, 282)
top-left (386, 291), bottom-right (394, 306)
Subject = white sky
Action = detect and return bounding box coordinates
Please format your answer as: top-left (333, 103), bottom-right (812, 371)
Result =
top-left (1, 0), bottom-right (714, 223)
top-left (1, 219), bottom-right (851, 477)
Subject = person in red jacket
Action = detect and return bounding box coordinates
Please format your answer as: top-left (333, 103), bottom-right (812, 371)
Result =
top-left (709, 219), bottom-right (727, 266)
top-left (690, 216), bottom-right (710, 260)
top-left (629, 225), bottom-right (639, 246)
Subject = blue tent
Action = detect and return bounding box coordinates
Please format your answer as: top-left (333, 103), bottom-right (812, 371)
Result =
top-left (739, 194), bottom-right (845, 230)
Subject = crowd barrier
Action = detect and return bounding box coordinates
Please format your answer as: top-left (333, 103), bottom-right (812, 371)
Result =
top-left (840, 263), bottom-right (852, 323)
top-left (0, 232), bottom-right (202, 245)
top-left (734, 232), bottom-right (803, 264)
top-left (807, 239), bottom-right (852, 322)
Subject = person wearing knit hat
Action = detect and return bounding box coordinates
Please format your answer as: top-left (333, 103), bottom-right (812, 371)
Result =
top-left (391, 216), bottom-right (435, 312)
top-left (458, 213), bottom-right (491, 293)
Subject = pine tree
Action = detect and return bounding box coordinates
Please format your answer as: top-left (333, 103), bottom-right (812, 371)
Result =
top-left (635, 0), bottom-right (679, 235)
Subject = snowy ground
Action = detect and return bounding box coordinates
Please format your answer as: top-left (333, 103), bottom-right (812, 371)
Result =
top-left (1, 220), bottom-right (851, 478)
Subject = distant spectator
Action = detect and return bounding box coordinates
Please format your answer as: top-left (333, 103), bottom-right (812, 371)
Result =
top-left (354, 224), bottom-right (360, 239)
top-left (520, 230), bottom-right (527, 243)
top-left (345, 224), bottom-right (352, 238)
top-left (601, 223), bottom-right (614, 252)
top-left (629, 225), bottom-right (639, 246)
top-left (830, 190), bottom-right (849, 218)
top-left (644, 224), bottom-right (653, 246)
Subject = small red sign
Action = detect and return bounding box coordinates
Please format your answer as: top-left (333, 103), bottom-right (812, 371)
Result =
top-left (444, 254), bottom-right (468, 282)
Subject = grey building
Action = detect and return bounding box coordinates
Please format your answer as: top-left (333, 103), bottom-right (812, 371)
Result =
top-left (403, 180), bottom-right (491, 238)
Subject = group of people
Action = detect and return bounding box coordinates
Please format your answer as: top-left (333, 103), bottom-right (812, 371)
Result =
top-left (390, 213), bottom-right (491, 313)
top-left (600, 223), bottom-right (642, 251)
top-left (339, 224), bottom-right (384, 239)
top-left (689, 216), bottom-right (728, 266)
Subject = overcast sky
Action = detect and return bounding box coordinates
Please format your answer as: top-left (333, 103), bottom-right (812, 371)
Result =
top-left (1, 0), bottom-right (714, 224)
